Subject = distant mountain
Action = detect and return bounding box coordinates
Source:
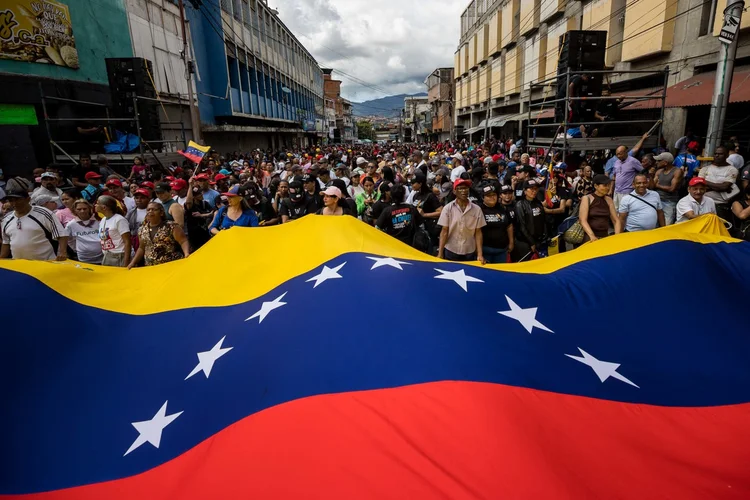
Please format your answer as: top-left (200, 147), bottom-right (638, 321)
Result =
top-left (352, 93), bottom-right (428, 118)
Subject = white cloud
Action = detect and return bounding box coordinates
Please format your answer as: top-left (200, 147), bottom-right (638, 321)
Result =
top-left (270, 0), bottom-right (463, 102)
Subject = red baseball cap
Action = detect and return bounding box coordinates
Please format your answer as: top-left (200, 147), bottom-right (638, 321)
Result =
top-left (213, 173), bottom-right (229, 181)
top-left (688, 177), bottom-right (706, 187)
top-left (134, 188), bottom-right (151, 197)
top-left (492, 154), bottom-right (501, 162)
top-left (84, 171), bottom-right (102, 180)
top-left (140, 181), bottom-right (155, 189)
top-left (195, 174), bottom-right (210, 181)
top-left (165, 176), bottom-right (175, 182)
top-left (453, 179), bottom-right (472, 189)
top-left (105, 179), bottom-right (122, 187)
top-left (170, 179), bottom-right (188, 190)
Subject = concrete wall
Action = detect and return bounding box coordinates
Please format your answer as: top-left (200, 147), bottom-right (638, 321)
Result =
top-left (0, 0), bottom-right (133, 84)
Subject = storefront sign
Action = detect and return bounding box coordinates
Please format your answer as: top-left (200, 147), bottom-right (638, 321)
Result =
top-left (0, 0), bottom-right (79, 69)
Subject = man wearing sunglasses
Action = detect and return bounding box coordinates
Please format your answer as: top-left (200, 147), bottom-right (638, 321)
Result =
top-left (1, 178), bottom-right (68, 261)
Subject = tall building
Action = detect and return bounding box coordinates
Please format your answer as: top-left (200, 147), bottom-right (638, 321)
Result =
top-left (322, 69), bottom-right (355, 143)
top-left (454, 0), bottom-right (750, 146)
top-left (186, 0), bottom-right (325, 151)
top-left (425, 68), bottom-right (455, 142)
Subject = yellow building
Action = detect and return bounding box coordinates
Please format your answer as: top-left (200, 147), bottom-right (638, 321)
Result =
top-left (454, 0), bottom-right (750, 144)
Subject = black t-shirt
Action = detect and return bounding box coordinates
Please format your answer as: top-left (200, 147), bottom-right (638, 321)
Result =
top-left (185, 199), bottom-right (212, 231)
top-left (371, 199), bottom-right (389, 221)
top-left (414, 192), bottom-right (441, 232)
top-left (531, 201), bottom-right (546, 239)
top-left (251, 198), bottom-right (275, 222)
top-left (376, 203), bottom-right (422, 246)
top-left (279, 198), bottom-right (314, 221)
top-left (70, 163), bottom-right (98, 184)
top-left (481, 205), bottom-right (511, 249)
top-left (305, 192), bottom-right (322, 211)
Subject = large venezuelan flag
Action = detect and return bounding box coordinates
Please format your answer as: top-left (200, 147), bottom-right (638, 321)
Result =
top-left (2, 215), bottom-right (749, 499)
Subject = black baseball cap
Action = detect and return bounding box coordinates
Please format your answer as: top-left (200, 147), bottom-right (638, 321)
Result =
top-left (500, 184), bottom-right (513, 194)
top-left (481, 183), bottom-right (498, 196)
top-left (523, 180), bottom-right (540, 190)
top-left (302, 174), bottom-right (316, 184)
top-left (154, 182), bottom-right (171, 193)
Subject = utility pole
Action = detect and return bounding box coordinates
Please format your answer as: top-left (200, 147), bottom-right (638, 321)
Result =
top-left (178, 0), bottom-right (202, 144)
top-left (483, 87), bottom-right (491, 143)
top-left (705, 0), bottom-right (744, 156)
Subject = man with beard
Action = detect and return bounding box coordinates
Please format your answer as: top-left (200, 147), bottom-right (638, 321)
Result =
top-left (279, 180), bottom-right (316, 223)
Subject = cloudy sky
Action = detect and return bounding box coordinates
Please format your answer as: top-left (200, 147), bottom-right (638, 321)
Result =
top-left (272, 0), bottom-right (464, 103)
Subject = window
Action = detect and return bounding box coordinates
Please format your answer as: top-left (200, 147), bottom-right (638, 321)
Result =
top-left (220, 0), bottom-right (232, 14)
top-left (242, 0), bottom-right (250, 27)
top-left (232, 0), bottom-right (242, 21)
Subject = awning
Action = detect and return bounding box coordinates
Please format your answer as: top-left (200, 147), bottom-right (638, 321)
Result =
top-left (627, 65), bottom-right (750, 109)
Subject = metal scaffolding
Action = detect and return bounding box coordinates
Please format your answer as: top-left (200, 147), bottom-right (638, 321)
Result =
top-left (525, 67), bottom-right (669, 155)
top-left (39, 83), bottom-right (187, 167)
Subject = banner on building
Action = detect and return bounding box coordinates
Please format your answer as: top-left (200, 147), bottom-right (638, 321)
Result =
top-left (0, 0), bottom-right (79, 69)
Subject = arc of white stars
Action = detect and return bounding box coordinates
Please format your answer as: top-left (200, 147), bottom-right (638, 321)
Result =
top-left (565, 348), bottom-right (639, 388)
top-left (497, 295), bottom-right (553, 334)
top-left (185, 336), bottom-right (233, 380)
top-left (245, 292), bottom-right (287, 323)
top-left (306, 262), bottom-right (346, 288)
top-left (124, 401), bottom-right (183, 456)
top-left (366, 256), bottom-right (412, 270)
top-left (433, 268), bottom-right (484, 292)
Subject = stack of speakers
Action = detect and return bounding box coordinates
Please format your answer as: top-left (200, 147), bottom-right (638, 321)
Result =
top-left (105, 57), bottom-right (162, 144)
top-left (555, 31), bottom-right (607, 125)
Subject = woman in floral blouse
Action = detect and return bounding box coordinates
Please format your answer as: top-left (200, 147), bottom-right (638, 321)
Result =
top-left (128, 202), bottom-right (189, 268)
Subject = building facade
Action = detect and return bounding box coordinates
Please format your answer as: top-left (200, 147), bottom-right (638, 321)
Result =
top-left (404, 96), bottom-right (431, 142)
top-left (454, 0), bottom-right (750, 146)
top-left (322, 69), bottom-right (355, 143)
top-left (0, 0), bottom-right (134, 175)
top-left (125, 0), bottom-right (197, 150)
top-left (185, 0), bottom-right (325, 152)
top-left (425, 67), bottom-right (455, 142)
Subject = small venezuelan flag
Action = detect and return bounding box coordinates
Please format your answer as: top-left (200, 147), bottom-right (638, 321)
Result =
top-left (178, 141), bottom-right (211, 164)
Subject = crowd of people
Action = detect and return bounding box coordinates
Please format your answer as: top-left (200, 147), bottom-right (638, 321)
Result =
top-left (1, 133), bottom-right (748, 267)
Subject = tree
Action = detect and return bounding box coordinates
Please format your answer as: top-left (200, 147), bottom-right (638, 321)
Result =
top-left (357, 120), bottom-right (374, 140)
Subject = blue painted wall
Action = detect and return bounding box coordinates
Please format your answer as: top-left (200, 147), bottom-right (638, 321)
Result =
top-left (0, 0), bottom-right (133, 85)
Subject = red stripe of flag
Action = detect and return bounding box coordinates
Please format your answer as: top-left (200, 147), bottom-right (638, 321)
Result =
top-left (8, 381), bottom-right (749, 499)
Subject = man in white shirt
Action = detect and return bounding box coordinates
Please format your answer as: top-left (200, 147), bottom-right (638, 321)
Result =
top-left (700, 146), bottom-right (739, 206)
top-left (1, 180), bottom-right (68, 261)
top-left (618, 173), bottom-right (665, 231)
top-left (450, 154), bottom-right (466, 182)
top-left (170, 179), bottom-right (189, 206)
top-left (676, 177), bottom-right (717, 223)
top-left (30, 172), bottom-right (63, 208)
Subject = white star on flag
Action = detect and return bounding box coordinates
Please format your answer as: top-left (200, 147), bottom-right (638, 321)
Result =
top-left (433, 268), bottom-right (484, 292)
top-left (565, 348), bottom-right (639, 388)
top-left (245, 292), bottom-right (287, 323)
top-left (497, 295), bottom-right (553, 334)
top-left (124, 401), bottom-right (183, 456)
top-left (366, 256), bottom-right (412, 270)
top-left (185, 336), bottom-right (233, 380)
top-left (306, 262), bottom-right (346, 288)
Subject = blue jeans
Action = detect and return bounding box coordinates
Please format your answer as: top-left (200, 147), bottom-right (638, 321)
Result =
top-left (482, 246), bottom-right (507, 264)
